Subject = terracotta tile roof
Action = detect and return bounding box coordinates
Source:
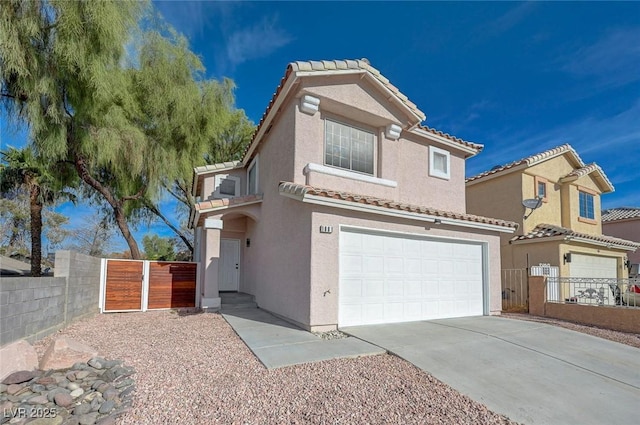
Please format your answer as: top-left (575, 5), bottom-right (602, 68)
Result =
top-left (290, 59), bottom-right (425, 122)
top-left (279, 181), bottom-right (518, 230)
top-left (417, 125), bottom-right (483, 152)
top-left (194, 161), bottom-right (242, 175)
top-left (194, 194), bottom-right (263, 212)
top-left (243, 59), bottom-right (488, 162)
top-left (511, 223), bottom-right (640, 249)
top-left (466, 144), bottom-right (583, 183)
top-left (559, 163), bottom-right (614, 191)
top-left (602, 207), bottom-right (640, 222)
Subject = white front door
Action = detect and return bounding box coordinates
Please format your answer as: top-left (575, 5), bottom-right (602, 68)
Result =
top-left (219, 239), bottom-right (240, 291)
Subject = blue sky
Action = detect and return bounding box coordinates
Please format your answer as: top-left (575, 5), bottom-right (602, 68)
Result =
top-left (153, 0), bottom-right (639, 208)
top-left (2, 1), bottom-right (639, 252)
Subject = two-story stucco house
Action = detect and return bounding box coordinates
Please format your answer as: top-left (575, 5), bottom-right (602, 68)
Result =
top-left (466, 144), bottom-right (639, 282)
top-left (189, 59), bottom-right (517, 331)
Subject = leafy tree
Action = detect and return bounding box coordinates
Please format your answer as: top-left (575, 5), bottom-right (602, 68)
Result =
top-left (0, 147), bottom-right (74, 275)
top-left (0, 188), bottom-right (30, 255)
top-left (142, 234), bottom-right (176, 261)
top-left (63, 214), bottom-right (116, 258)
top-left (1, 1), bottom-right (246, 259)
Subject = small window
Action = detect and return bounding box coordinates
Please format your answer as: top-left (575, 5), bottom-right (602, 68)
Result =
top-left (325, 120), bottom-right (374, 175)
top-left (537, 181), bottom-right (546, 198)
top-left (429, 146), bottom-right (450, 180)
top-left (579, 191), bottom-right (595, 219)
top-left (213, 174), bottom-right (240, 199)
top-left (247, 156), bottom-right (259, 195)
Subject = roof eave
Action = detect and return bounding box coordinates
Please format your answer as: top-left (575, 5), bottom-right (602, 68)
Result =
top-left (281, 188), bottom-right (516, 234)
top-left (411, 127), bottom-right (481, 157)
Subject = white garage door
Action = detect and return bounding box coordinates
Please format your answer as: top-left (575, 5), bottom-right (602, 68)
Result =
top-left (570, 254), bottom-right (617, 278)
top-left (339, 229), bottom-right (485, 327)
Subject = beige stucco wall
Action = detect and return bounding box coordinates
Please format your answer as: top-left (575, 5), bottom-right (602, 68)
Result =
top-left (603, 219), bottom-right (640, 264)
top-left (292, 76), bottom-right (467, 213)
top-left (308, 208), bottom-right (504, 329)
top-left (509, 240), bottom-right (628, 278)
top-left (201, 168), bottom-right (247, 201)
top-left (466, 172), bottom-right (524, 230)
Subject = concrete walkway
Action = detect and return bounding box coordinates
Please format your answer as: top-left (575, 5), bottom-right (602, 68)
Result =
top-left (343, 316), bottom-right (640, 425)
top-left (221, 307), bottom-right (384, 369)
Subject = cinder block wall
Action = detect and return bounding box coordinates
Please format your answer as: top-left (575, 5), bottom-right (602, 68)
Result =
top-left (0, 251), bottom-right (102, 346)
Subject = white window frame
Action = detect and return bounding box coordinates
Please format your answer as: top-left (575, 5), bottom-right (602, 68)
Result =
top-left (429, 146), bottom-right (451, 180)
top-left (213, 174), bottom-right (240, 199)
top-left (247, 155), bottom-right (259, 195)
top-left (324, 119), bottom-right (375, 176)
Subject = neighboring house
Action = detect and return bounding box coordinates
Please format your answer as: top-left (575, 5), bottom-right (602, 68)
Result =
top-left (466, 144), bottom-right (639, 281)
top-left (190, 59), bottom-right (517, 331)
top-left (603, 207), bottom-right (640, 266)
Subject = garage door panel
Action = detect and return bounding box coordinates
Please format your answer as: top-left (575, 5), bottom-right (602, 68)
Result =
top-left (340, 229), bottom-right (486, 327)
top-left (364, 279), bottom-right (384, 297)
top-left (342, 255), bottom-right (363, 274)
top-left (570, 254), bottom-right (617, 279)
top-left (405, 280), bottom-right (422, 297)
top-left (363, 256), bottom-right (384, 273)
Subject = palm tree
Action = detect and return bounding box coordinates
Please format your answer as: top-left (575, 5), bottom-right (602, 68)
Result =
top-left (0, 147), bottom-right (74, 276)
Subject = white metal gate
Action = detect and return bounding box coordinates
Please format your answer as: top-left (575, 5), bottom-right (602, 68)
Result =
top-left (531, 264), bottom-right (559, 301)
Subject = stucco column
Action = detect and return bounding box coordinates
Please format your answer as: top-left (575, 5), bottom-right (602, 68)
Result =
top-left (201, 218), bottom-right (223, 310)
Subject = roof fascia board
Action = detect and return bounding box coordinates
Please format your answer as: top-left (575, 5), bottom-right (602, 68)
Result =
top-left (411, 127), bottom-right (480, 157)
top-left (243, 74), bottom-right (299, 163)
top-left (281, 190), bottom-right (515, 233)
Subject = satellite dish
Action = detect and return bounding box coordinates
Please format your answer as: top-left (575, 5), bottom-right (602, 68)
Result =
top-left (522, 198), bottom-right (543, 209)
top-left (522, 197), bottom-right (543, 219)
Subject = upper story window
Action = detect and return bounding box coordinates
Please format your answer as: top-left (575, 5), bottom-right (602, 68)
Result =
top-left (247, 155), bottom-right (259, 195)
top-left (579, 190), bottom-right (595, 220)
top-left (429, 146), bottom-right (450, 180)
top-left (534, 176), bottom-right (548, 202)
top-left (325, 120), bottom-right (374, 175)
top-left (213, 174), bottom-right (240, 199)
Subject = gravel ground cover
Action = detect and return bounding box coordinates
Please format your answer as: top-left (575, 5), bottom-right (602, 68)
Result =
top-left (33, 311), bottom-right (517, 425)
top-left (502, 313), bottom-right (640, 349)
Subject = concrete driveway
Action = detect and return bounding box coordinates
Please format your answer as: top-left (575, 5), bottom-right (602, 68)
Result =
top-left (343, 316), bottom-right (640, 425)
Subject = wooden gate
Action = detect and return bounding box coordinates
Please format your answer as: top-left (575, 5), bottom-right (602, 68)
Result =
top-left (104, 260), bottom-right (144, 311)
top-left (148, 262), bottom-right (197, 309)
top-left (101, 260), bottom-right (198, 312)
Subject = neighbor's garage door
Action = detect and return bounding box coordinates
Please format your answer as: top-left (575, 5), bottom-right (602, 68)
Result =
top-left (339, 229), bottom-right (485, 327)
top-left (570, 254), bottom-right (617, 278)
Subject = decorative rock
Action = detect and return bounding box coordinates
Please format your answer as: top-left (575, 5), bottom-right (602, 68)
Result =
top-left (47, 388), bottom-right (69, 402)
top-left (69, 388), bottom-right (84, 398)
top-left (102, 388), bottom-right (118, 401)
top-left (95, 416), bottom-right (117, 425)
top-left (27, 394), bottom-right (49, 404)
top-left (90, 381), bottom-right (105, 391)
top-left (114, 379), bottom-right (133, 389)
top-left (6, 384), bottom-right (23, 395)
top-left (73, 371), bottom-right (90, 380)
top-left (90, 397), bottom-right (102, 412)
top-left (102, 360), bottom-right (121, 369)
top-left (77, 412), bottom-right (99, 425)
top-left (0, 384), bottom-right (6, 393)
top-left (87, 358), bottom-right (106, 370)
top-left (37, 377), bottom-right (57, 386)
top-left (2, 370), bottom-right (36, 385)
top-left (100, 370), bottom-right (115, 383)
top-left (39, 338), bottom-right (98, 371)
top-left (62, 417), bottom-right (80, 425)
top-left (96, 384), bottom-right (110, 394)
top-left (66, 383), bottom-right (80, 391)
top-left (30, 384), bottom-right (46, 393)
top-left (98, 400), bottom-right (114, 414)
top-left (0, 341), bottom-right (38, 383)
top-left (23, 417), bottom-right (63, 425)
top-left (73, 403), bottom-right (92, 416)
top-left (118, 386), bottom-right (134, 399)
top-left (54, 392), bottom-right (74, 407)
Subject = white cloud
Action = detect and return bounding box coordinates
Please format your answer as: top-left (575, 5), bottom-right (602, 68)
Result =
top-left (480, 2), bottom-right (538, 38)
top-left (560, 27), bottom-right (640, 88)
top-left (225, 16), bottom-right (292, 67)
